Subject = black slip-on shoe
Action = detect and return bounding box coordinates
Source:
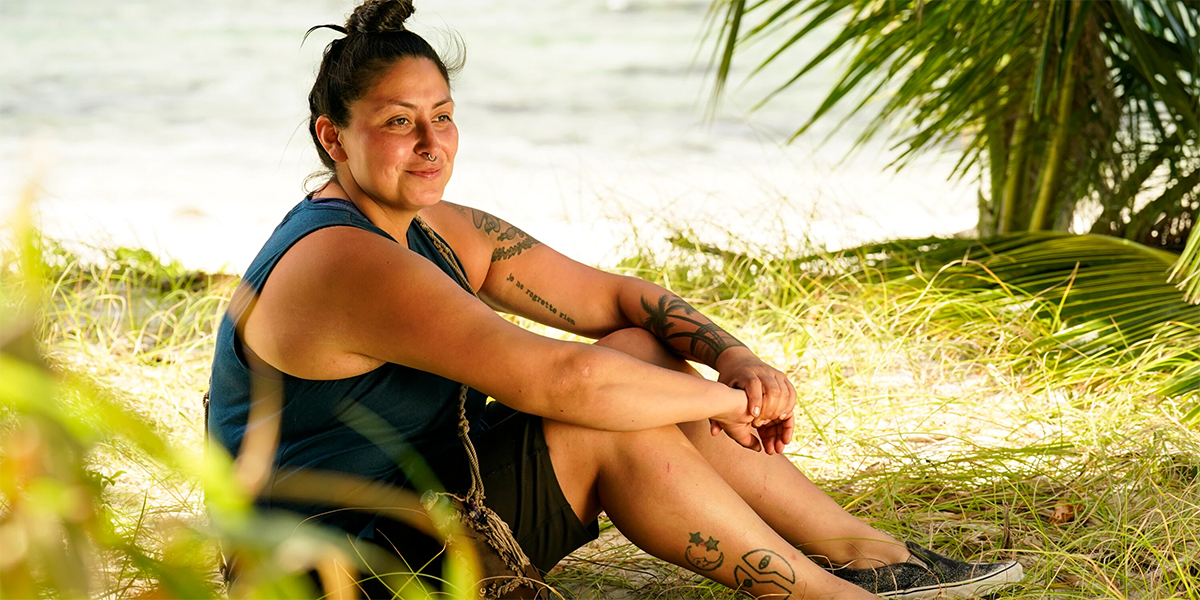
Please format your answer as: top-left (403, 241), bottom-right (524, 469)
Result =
top-left (826, 541), bottom-right (1023, 598)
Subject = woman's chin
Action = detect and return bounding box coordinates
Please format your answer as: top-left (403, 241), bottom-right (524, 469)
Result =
top-left (405, 189), bottom-right (447, 209)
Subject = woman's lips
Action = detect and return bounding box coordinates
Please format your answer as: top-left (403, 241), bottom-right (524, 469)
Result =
top-left (407, 168), bottom-right (441, 180)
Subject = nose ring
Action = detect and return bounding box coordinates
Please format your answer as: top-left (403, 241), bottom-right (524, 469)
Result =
top-left (423, 152), bottom-right (437, 162)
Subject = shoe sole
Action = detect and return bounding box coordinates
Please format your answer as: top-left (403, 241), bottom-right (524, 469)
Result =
top-left (880, 561), bottom-right (1024, 599)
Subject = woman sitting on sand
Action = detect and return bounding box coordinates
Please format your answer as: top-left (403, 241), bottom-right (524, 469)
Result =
top-left (207, 1), bottom-right (1023, 597)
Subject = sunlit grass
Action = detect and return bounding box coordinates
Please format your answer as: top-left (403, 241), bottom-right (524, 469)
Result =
top-left (547, 228), bottom-right (1200, 599)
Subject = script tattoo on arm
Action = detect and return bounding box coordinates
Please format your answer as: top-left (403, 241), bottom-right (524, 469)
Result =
top-left (491, 226), bottom-right (540, 262)
top-left (639, 293), bottom-right (745, 368)
top-left (684, 531), bottom-right (725, 572)
top-left (506, 273), bottom-right (576, 326)
top-left (733, 549), bottom-right (797, 598)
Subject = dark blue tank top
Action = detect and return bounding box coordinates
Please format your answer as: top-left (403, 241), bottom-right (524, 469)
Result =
top-left (208, 197), bottom-right (487, 510)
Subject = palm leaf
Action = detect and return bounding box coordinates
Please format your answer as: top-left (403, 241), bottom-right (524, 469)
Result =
top-left (1170, 219), bottom-right (1200, 303)
top-left (794, 233), bottom-right (1200, 402)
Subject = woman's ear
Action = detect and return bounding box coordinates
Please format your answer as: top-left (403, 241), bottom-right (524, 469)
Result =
top-left (315, 115), bottom-right (348, 162)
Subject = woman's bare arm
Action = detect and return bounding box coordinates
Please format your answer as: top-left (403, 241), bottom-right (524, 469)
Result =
top-left (240, 225), bottom-right (762, 445)
top-left (437, 205), bottom-right (797, 451)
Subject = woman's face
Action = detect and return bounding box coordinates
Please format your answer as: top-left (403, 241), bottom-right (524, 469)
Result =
top-left (338, 57), bottom-right (458, 211)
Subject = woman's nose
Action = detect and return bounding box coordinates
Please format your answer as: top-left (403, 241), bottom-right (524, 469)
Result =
top-left (413, 121), bottom-right (440, 158)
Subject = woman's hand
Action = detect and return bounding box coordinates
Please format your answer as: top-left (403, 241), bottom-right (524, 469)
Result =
top-left (715, 347), bottom-right (796, 426)
top-left (709, 416), bottom-right (795, 455)
top-left (708, 388), bottom-right (795, 456)
top-left (708, 409), bottom-right (795, 455)
top-left (711, 347), bottom-right (796, 455)
top-left (708, 398), bottom-right (761, 452)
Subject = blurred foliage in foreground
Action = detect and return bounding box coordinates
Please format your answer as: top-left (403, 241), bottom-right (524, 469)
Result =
top-left (0, 194), bottom-right (478, 598)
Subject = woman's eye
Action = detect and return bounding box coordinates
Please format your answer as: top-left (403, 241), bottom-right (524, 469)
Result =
top-left (389, 117), bottom-right (410, 126)
top-left (435, 115), bottom-right (452, 122)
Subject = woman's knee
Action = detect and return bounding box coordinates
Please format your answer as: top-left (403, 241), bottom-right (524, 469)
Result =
top-left (546, 418), bottom-right (695, 470)
top-left (595, 327), bottom-right (692, 372)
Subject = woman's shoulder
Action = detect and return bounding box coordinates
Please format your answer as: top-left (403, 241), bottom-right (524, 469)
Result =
top-left (420, 200), bottom-right (509, 287)
top-left (424, 201), bottom-right (502, 241)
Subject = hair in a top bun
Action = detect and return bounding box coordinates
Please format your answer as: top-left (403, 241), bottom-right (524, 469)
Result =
top-left (346, 0), bottom-right (415, 34)
top-left (304, 0), bottom-right (464, 185)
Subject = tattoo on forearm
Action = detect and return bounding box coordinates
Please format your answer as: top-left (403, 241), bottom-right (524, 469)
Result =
top-left (640, 294), bottom-right (745, 366)
top-left (684, 531), bottom-right (724, 571)
top-left (733, 550), bottom-right (796, 597)
top-left (507, 273), bottom-right (576, 326)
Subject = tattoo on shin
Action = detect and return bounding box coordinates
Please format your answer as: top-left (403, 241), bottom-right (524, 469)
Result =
top-left (733, 550), bottom-right (796, 597)
top-left (640, 294), bottom-right (745, 366)
top-left (684, 531), bottom-right (725, 572)
top-left (506, 273), bottom-right (576, 326)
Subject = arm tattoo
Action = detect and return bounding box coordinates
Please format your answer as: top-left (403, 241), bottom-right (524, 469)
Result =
top-left (507, 273), bottom-right (576, 326)
top-left (639, 293), bottom-right (745, 367)
top-left (734, 550), bottom-right (797, 597)
top-left (684, 531), bottom-right (725, 571)
top-left (456, 205), bottom-right (543, 261)
top-left (492, 232), bottom-right (540, 262)
top-left (468, 207), bottom-right (502, 236)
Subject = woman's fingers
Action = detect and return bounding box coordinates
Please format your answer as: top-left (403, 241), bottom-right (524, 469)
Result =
top-left (743, 378), bottom-right (764, 423)
top-left (763, 422), bottom-right (782, 453)
top-left (754, 373), bottom-right (776, 425)
top-left (728, 427), bottom-right (762, 452)
top-left (778, 414), bottom-right (795, 454)
top-left (718, 421), bottom-right (762, 452)
top-left (770, 372), bottom-right (794, 422)
top-left (752, 413), bottom-right (796, 455)
top-left (749, 370), bottom-right (789, 426)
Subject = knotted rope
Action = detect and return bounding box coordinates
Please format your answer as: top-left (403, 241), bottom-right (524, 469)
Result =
top-left (413, 216), bottom-right (537, 595)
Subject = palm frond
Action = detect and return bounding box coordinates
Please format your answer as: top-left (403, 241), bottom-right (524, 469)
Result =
top-left (1170, 220), bottom-right (1200, 304)
top-left (806, 233), bottom-right (1200, 402)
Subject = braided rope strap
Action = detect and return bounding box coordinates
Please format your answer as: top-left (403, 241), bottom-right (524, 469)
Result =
top-left (413, 217), bottom-right (540, 598)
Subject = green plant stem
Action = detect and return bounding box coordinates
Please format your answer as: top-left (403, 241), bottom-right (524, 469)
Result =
top-left (1000, 106), bottom-right (1032, 234)
top-left (1030, 2), bottom-right (1081, 232)
top-left (984, 114), bottom-right (1009, 236)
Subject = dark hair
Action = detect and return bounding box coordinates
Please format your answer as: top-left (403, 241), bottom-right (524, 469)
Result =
top-left (305, 0), bottom-right (461, 182)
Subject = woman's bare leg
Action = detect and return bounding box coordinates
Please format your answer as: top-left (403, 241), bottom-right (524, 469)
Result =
top-left (594, 328), bottom-right (910, 569)
top-left (544, 418), bottom-right (876, 598)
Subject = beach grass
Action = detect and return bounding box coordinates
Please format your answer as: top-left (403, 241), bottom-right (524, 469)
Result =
top-left (2, 222), bottom-right (1197, 599)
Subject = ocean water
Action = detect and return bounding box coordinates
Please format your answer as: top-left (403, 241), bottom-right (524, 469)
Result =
top-left (1, 0), bottom-right (975, 272)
